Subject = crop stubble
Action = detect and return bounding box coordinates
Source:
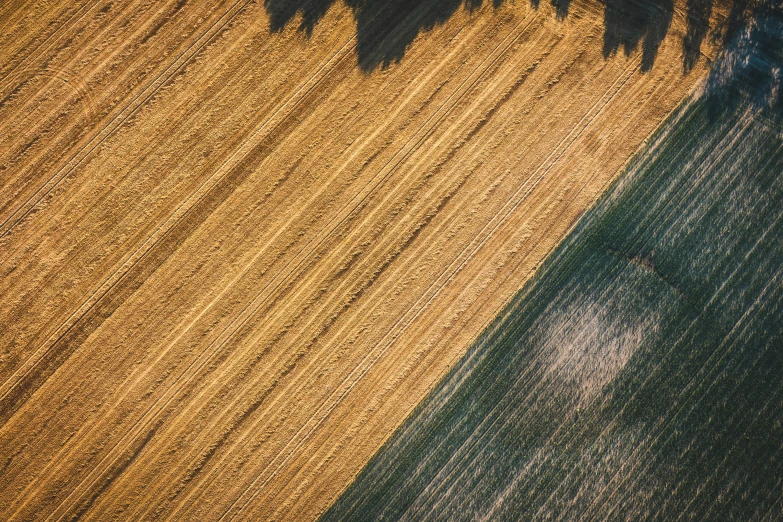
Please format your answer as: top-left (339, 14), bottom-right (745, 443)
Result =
top-left (0, 0), bottom-right (721, 520)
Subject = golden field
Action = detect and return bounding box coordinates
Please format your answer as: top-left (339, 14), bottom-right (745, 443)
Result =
top-left (0, 0), bottom-right (723, 519)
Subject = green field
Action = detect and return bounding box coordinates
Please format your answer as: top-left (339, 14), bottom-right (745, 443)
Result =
top-left (322, 7), bottom-right (783, 520)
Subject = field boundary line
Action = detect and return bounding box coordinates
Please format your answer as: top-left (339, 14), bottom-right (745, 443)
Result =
top-left (579, 106), bottom-right (762, 520)
top-left (333, 52), bottom-right (647, 519)
top-left (212, 13), bottom-right (633, 522)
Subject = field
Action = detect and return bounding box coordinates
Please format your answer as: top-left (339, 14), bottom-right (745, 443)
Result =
top-left (324, 12), bottom-right (783, 520)
top-left (1, 0), bottom-right (727, 520)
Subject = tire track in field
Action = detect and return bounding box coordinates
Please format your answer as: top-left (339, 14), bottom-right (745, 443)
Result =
top-left (189, 17), bottom-right (636, 521)
top-left (55, 23), bottom-right (494, 516)
top-left (0, 21), bottom-right (358, 437)
top-left (1, 65), bottom-right (98, 125)
top-left (214, 25), bottom-right (562, 520)
top-left (59, 419), bottom-right (164, 522)
top-left (164, 176), bottom-right (469, 521)
top-left (0, 0), bottom-right (317, 427)
top-left (260, 47), bottom-right (654, 520)
top-left (8, 17), bottom-right (410, 517)
top-left (0, 2), bottom-right (97, 91)
top-left (0, 0), bottom-right (253, 240)
top-left (39, 10), bottom-right (540, 520)
top-left (154, 15), bottom-right (554, 518)
top-left (0, 0), bottom-right (176, 157)
top-left (332, 54), bottom-right (649, 520)
top-left (0, 0), bottom-right (204, 220)
top-left (167, 12), bottom-right (660, 516)
top-left (0, 0), bottom-right (368, 350)
top-left (0, 0), bottom-right (158, 222)
top-left (0, 0), bottom-right (200, 182)
top-left (0, 7), bottom-right (308, 356)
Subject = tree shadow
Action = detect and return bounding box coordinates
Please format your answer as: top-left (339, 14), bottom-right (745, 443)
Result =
top-left (550, 0), bottom-right (572, 20)
top-left (264, 0), bottom-right (780, 82)
top-left (264, 0), bottom-right (336, 36)
top-left (351, 0), bottom-right (493, 71)
top-left (704, 0), bottom-right (783, 116)
top-left (265, 0), bottom-right (504, 72)
top-left (602, 0), bottom-right (674, 72)
top-left (683, 0), bottom-right (713, 73)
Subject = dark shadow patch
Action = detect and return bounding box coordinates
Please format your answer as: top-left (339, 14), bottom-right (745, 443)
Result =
top-left (551, 0), bottom-right (571, 20)
top-left (264, 0), bottom-right (336, 35)
top-left (351, 0), bottom-right (476, 71)
top-left (263, 0), bottom-right (761, 74)
top-left (264, 0), bottom-right (505, 71)
top-left (683, 0), bottom-right (713, 73)
top-left (602, 0), bottom-right (674, 72)
top-left (705, 0), bottom-right (783, 116)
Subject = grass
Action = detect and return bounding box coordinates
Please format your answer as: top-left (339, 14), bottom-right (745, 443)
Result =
top-left (322, 10), bottom-right (783, 520)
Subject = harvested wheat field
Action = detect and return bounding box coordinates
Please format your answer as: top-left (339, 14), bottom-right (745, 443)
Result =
top-left (1, 0), bottom-right (726, 520)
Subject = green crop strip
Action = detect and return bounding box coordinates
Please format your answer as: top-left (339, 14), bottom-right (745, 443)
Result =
top-left (322, 5), bottom-right (783, 521)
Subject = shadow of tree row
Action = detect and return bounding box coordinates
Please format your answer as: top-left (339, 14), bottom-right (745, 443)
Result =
top-left (703, 0), bottom-right (783, 112)
top-left (264, 0), bottom-right (779, 75)
top-left (265, 0), bottom-right (496, 71)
